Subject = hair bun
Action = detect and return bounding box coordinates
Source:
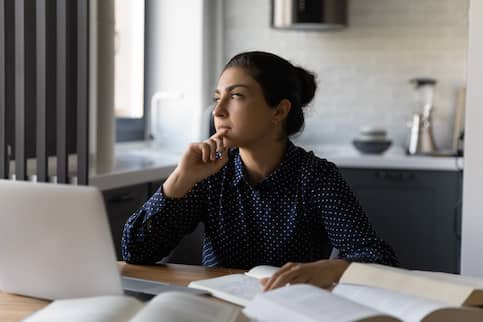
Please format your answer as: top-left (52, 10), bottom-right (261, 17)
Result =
top-left (294, 66), bottom-right (317, 108)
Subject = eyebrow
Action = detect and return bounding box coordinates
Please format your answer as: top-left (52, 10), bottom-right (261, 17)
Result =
top-left (214, 84), bottom-right (249, 94)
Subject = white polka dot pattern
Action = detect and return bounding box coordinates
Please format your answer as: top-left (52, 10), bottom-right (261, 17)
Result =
top-left (122, 141), bottom-right (399, 269)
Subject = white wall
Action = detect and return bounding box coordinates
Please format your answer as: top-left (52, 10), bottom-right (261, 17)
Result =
top-left (223, 0), bottom-right (468, 148)
top-left (145, 1), bottom-right (223, 149)
top-left (461, 0), bottom-right (483, 276)
top-left (145, 0), bottom-right (204, 152)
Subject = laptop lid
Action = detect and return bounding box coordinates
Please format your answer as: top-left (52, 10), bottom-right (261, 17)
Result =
top-left (0, 180), bottom-right (123, 300)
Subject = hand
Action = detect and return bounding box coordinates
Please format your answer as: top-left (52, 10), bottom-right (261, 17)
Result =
top-left (163, 129), bottom-right (230, 198)
top-left (260, 259), bottom-right (350, 292)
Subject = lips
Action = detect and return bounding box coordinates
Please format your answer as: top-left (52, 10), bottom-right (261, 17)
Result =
top-left (217, 126), bottom-right (231, 131)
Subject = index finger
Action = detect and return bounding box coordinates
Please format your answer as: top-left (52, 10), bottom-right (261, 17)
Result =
top-left (263, 262), bottom-right (298, 291)
top-left (264, 269), bottom-right (299, 291)
top-left (210, 128), bottom-right (228, 140)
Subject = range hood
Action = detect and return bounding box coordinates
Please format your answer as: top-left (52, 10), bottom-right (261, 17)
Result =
top-left (271, 0), bottom-right (347, 31)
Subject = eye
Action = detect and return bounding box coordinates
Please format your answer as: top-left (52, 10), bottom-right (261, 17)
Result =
top-left (213, 96), bottom-right (220, 103)
top-left (231, 93), bottom-right (243, 99)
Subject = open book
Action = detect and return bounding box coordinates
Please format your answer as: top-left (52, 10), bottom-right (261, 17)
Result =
top-left (188, 265), bottom-right (279, 306)
top-left (244, 284), bottom-right (483, 322)
top-left (24, 291), bottom-right (240, 322)
top-left (189, 262), bottom-right (483, 321)
top-left (340, 263), bottom-right (483, 307)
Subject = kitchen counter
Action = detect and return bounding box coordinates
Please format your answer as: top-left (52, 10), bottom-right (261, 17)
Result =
top-left (89, 142), bottom-right (463, 190)
top-left (300, 144), bottom-right (464, 171)
top-left (89, 142), bottom-right (181, 190)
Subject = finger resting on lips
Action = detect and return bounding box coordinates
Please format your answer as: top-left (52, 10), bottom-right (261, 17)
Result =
top-left (211, 128), bottom-right (228, 139)
top-left (201, 142), bottom-right (210, 162)
top-left (208, 140), bottom-right (217, 161)
top-left (200, 139), bottom-right (225, 162)
top-left (215, 137), bottom-right (224, 152)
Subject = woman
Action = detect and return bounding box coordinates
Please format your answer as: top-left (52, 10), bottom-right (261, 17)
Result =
top-left (122, 51), bottom-right (398, 291)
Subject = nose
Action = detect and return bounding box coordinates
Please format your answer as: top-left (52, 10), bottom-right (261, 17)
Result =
top-left (212, 99), bottom-right (227, 118)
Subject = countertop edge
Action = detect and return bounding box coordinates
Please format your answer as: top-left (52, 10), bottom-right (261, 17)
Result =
top-left (90, 165), bottom-right (176, 191)
top-left (88, 144), bottom-right (463, 191)
top-left (328, 156), bottom-right (464, 171)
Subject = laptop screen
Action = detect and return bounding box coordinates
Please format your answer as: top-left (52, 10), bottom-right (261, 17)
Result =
top-left (0, 180), bottom-right (123, 300)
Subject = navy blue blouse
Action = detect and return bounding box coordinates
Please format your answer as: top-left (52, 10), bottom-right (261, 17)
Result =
top-left (122, 141), bottom-right (398, 269)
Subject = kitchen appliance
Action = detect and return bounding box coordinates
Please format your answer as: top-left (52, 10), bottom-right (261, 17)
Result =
top-left (407, 78), bottom-right (438, 155)
top-left (271, 0), bottom-right (347, 31)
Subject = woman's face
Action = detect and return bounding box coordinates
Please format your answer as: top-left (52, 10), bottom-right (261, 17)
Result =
top-left (213, 67), bottom-right (279, 148)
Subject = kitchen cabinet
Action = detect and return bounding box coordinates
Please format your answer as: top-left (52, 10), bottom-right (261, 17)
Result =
top-left (103, 184), bottom-right (149, 260)
top-left (339, 168), bottom-right (463, 273)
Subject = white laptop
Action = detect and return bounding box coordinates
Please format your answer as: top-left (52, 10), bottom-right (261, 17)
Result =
top-left (0, 180), bottom-right (206, 300)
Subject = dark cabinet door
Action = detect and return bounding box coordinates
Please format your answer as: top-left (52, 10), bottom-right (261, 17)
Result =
top-left (340, 168), bottom-right (462, 273)
top-left (160, 223), bottom-right (204, 265)
top-left (103, 184), bottom-right (149, 260)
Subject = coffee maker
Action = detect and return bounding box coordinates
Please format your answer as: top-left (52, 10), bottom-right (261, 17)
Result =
top-left (407, 78), bottom-right (438, 155)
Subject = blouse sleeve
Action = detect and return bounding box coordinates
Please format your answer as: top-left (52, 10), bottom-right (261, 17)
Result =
top-left (121, 181), bottom-right (207, 264)
top-left (309, 159), bottom-right (399, 266)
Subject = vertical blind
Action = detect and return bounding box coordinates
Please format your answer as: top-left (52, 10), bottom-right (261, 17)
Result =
top-left (0, 0), bottom-right (89, 184)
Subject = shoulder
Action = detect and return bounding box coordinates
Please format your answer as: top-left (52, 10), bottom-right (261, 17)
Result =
top-left (292, 144), bottom-right (340, 177)
top-left (290, 144), bottom-right (350, 195)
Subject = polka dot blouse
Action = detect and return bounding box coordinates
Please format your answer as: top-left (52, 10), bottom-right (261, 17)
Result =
top-left (122, 141), bottom-right (399, 269)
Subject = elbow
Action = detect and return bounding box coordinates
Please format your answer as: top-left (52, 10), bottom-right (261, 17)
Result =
top-left (121, 237), bottom-right (168, 265)
top-left (121, 247), bottom-right (159, 265)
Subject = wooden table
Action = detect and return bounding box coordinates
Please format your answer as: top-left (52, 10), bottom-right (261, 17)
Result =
top-left (0, 262), bottom-right (248, 322)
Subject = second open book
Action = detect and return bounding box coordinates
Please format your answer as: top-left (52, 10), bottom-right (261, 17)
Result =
top-left (189, 262), bottom-right (483, 322)
top-left (24, 291), bottom-right (241, 322)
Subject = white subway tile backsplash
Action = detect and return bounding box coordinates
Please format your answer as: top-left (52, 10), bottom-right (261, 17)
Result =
top-left (223, 0), bottom-right (468, 149)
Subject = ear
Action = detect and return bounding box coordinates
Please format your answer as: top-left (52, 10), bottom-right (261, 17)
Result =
top-left (272, 99), bottom-right (292, 125)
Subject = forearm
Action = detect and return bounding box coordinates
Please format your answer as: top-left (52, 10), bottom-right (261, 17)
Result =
top-left (162, 169), bottom-right (197, 198)
top-left (326, 259), bottom-right (350, 282)
top-left (121, 187), bottom-right (203, 264)
top-left (121, 208), bottom-right (175, 264)
top-left (322, 178), bottom-right (399, 266)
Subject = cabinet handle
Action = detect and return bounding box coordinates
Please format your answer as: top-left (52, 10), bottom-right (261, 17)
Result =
top-left (375, 171), bottom-right (414, 182)
top-left (108, 193), bottom-right (135, 203)
top-left (453, 201), bottom-right (462, 241)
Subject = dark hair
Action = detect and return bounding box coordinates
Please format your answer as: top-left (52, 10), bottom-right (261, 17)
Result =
top-left (224, 51), bottom-right (317, 136)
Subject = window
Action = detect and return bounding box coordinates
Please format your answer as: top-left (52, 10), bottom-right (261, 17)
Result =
top-left (114, 0), bottom-right (145, 142)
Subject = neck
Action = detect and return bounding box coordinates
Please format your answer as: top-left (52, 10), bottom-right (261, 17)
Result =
top-left (239, 137), bottom-right (288, 185)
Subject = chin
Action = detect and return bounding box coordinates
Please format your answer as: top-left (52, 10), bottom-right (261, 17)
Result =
top-left (223, 137), bottom-right (236, 149)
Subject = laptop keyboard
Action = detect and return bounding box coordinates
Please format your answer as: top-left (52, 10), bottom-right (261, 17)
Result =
top-left (121, 276), bottom-right (209, 302)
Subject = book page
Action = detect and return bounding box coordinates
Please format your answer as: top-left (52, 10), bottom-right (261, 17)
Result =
top-left (245, 265), bottom-right (279, 279)
top-left (189, 274), bottom-right (263, 306)
top-left (334, 284), bottom-right (451, 322)
top-left (24, 295), bottom-right (143, 322)
top-left (130, 292), bottom-right (239, 322)
top-left (244, 284), bottom-right (400, 322)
